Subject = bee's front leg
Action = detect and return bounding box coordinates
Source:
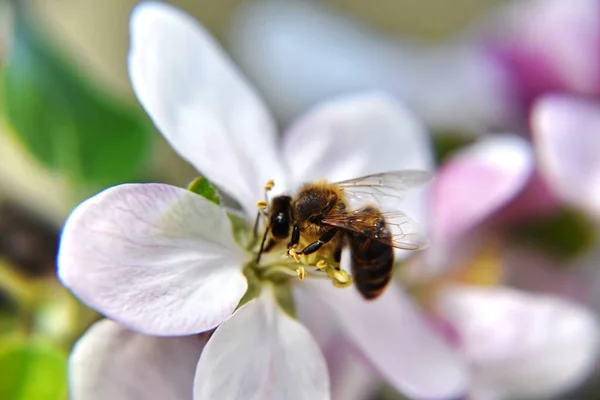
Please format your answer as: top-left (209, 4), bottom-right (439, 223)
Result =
top-left (287, 225), bottom-right (300, 249)
top-left (298, 230), bottom-right (337, 255)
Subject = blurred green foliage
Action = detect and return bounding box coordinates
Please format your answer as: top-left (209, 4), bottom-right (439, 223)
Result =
top-left (1, 7), bottom-right (153, 189)
top-left (0, 336), bottom-right (67, 400)
top-left (511, 208), bottom-right (595, 262)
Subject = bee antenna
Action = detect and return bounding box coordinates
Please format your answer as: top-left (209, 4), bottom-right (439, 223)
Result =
top-left (256, 226), bottom-right (270, 265)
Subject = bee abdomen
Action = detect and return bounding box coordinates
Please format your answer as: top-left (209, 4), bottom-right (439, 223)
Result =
top-left (349, 237), bottom-right (394, 300)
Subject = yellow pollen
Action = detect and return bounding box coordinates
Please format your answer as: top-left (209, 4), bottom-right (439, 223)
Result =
top-left (331, 269), bottom-right (351, 284)
top-left (332, 276), bottom-right (353, 288)
top-left (256, 200), bottom-right (268, 209)
top-left (264, 179), bottom-right (275, 191)
top-left (316, 260), bottom-right (328, 271)
top-left (296, 267), bottom-right (307, 280)
top-left (288, 248), bottom-right (301, 262)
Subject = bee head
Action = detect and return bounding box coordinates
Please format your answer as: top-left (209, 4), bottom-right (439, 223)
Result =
top-left (269, 195), bottom-right (292, 239)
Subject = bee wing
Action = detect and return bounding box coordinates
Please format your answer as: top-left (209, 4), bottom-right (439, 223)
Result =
top-left (335, 170), bottom-right (433, 209)
top-left (322, 210), bottom-right (429, 251)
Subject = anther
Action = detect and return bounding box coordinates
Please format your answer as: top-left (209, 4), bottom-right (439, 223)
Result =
top-left (288, 248), bottom-right (301, 262)
top-left (332, 269), bottom-right (351, 284)
top-left (296, 266), bottom-right (306, 280)
top-left (316, 260), bottom-right (328, 271)
top-left (256, 200), bottom-right (268, 209)
top-left (332, 276), bottom-right (353, 288)
top-left (264, 179), bottom-right (275, 191)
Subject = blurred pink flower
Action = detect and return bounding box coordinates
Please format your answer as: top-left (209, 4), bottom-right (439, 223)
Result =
top-left (436, 284), bottom-right (600, 400)
top-left (58, 2), bottom-right (469, 399)
top-left (405, 134), bottom-right (535, 279)
top-left (533, 94), bottom-right (600, 219)
top-left (487, 0), bottom-right (600, 109)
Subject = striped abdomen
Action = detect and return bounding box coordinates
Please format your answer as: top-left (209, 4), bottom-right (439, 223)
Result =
top-left (348, 227), bottom-right (394, 300)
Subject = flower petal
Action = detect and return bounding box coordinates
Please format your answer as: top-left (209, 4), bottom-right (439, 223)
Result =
top-left (488, 0), bottom-right (600, 101)
top-left (533, 95), bottom-right (600, 218)
top-left (437, 284), bottom-right (600, 399)
top-left (70, 319), bottom-right (206, 400)
top-left (432, 134), bottom-right (534, 243)
top-left (58, 183), bottom-right (247, 335)
top-left (282, 93), bottom-right (432, 186)
top-left (282, 93), bottom-right (433, 244)
top-left (299, 281), bottom-right (469, 399)
top-left (129, 2), bottom-right (285, 215)
top-left (194, 292), bottom-right (330, 399)
top-left (322, 335), bottom-right (379, 400)
top-left (230, 0), bottom-right (514, 132)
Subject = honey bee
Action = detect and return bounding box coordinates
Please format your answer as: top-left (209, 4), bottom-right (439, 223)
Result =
top-left (257, 170), bottom-right (431, 300)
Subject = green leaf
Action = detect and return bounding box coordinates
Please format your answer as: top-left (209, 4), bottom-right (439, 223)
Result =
top-left (0, 337), bottom-right (67, 400)
top-left (187, 176), bottom-right (220, 205)
top-left (1, 9), bottom-right (152, 187)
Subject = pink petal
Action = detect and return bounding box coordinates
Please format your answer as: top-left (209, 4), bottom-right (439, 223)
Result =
top-left (438, 284), bottom-right (600, 399)
top-left (194, 292), bottom-right (330, 399)
top-left (533, 94), bottom-right (600, 218)
top-left (58, 184), bottom-right (247, 335)
top-left (489, 0), bottom-right (600, 102)
top-left (433, 134), bottom-right (534, 243)
top-left (69, 319), bottom-right (206, 400)
top-left (299, 281), bottom-right (469, 399)
top-left (128, 2), bottom-right (285, 215)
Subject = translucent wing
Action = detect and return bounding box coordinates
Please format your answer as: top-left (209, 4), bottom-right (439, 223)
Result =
top-left (335, 170), bottom-right (433, 209)
top-left (321, 209), bottom-right (429, 251)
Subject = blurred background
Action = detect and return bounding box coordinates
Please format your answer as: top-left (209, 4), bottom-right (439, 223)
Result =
top-left (1, 0), bottom-right (599, 399)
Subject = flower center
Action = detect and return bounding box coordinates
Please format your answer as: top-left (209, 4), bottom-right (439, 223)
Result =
top-left (244, 179), bottom-right (353, 289)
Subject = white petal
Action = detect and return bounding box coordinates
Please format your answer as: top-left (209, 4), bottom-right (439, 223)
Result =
top-left (129, 2), bottom-right (285, 215)
top-left (194, 292), bottom-right (330, 400)
top-left (299, 281), bottom-right (469, 399)
top-left (282, 93), bottom-right (433, 249)
top-left (70, 319), bottom-right (205, 400)
top-left (322, 336), bottom-right (379, 400)
top-left (58, 183), bottom-right (247, 335)
top-left (282, 93), bottom-right (432, 186)
top-left (438, 284), bottom-right (600, 399)
top-left (229, 0), bottom-right (513, 133)
top-left (229, 1), bottom-right (398, 124)
top-left (432, 134), bottom-right (533, 243)
top-left (533, 95), bottom-right (600, 218)
top-left (295, 288), bottom-right (378, 400)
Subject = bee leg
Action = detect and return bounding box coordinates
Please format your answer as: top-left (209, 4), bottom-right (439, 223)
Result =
top-left (287, 225), bottom-right (300, 249)
top-left (332, 239), bottom-right (344, 269)
top-left (300, 230), bottom-right (337, 255)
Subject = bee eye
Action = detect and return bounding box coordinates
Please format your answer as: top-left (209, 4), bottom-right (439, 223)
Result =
top-left (310, 216), bottom-right (320, 224)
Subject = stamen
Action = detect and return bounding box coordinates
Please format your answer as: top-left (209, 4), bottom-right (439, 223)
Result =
top-left (256, 200), bottom-right (268, 209)
top-left (316, 260), bottom-right (328, 271)
top-left (288, 248), bottom-right (301, 262)
top-left (261, 266), bottom-right (299, 279)
top-left (264, 179), bottom-right (275, 191)
top-left (296, 266), bottom-right (306, 280)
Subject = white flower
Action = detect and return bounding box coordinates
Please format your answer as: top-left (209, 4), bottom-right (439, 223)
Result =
top-left (533, 94), bottom-right (600, 219)
top-left (59, 2), bottom-right (468, 399)
top-left (228, 0), bottom-right (513, 133)
top-left (69, 319), bottom-right (206, 400)
top-left (436, 284), bottom-right (600, 400)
